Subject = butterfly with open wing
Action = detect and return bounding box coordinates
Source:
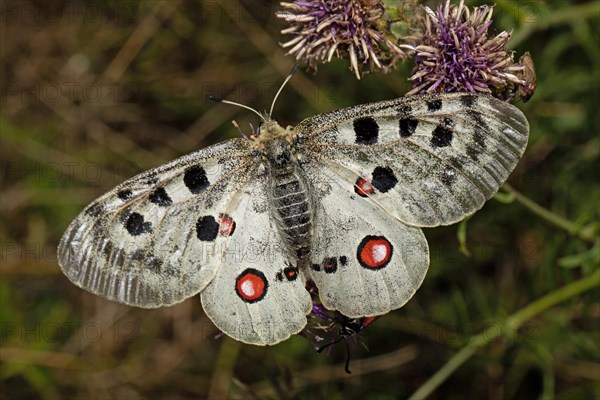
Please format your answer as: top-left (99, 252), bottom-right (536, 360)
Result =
top-left (58, 68), bottom-right (529, 345)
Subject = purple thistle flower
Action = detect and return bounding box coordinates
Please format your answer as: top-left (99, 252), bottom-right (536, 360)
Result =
top-left (406, 0), bottom-right (529, 99)
top-left (276, 0), bottom-right (418, 79)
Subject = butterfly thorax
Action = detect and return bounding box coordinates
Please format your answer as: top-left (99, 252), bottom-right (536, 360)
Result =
top-left (256, 120), bottom-right (313, 261)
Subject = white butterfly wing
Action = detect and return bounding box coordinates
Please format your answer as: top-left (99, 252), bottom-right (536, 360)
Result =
top-left (297, 93), bottom-right (529, 227)
top-left (302, 160), bottom-right (429, 317)
top-left (200, 176), bottom-right (312, 345)
top-left (58, 139), bottom-right (256, 307)
top-left (296, 93), bottom-right (528, 316)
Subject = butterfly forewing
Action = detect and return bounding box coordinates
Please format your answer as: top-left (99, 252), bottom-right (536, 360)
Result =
top-left (297, 93), bottom-right (529, 227)
top-left (58, 139), bottom-right (256, 307)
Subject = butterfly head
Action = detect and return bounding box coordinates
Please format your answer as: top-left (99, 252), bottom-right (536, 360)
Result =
top-left (255, 119), bottom-right (297, 168)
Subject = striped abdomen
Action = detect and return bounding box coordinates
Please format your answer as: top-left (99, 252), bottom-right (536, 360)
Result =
top-left (269, 167), bottom-right (313, 260)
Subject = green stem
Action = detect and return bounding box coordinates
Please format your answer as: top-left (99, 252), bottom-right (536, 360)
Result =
top-left (408, 270), bottom-right (600, 400)
top-left (501, 183), bottom-right (597, 243)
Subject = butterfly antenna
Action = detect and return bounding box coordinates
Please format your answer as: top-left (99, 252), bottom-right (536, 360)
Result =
top-left (209, 96), bottom-right (265, 121)
top-left (269, 64), bottom-right (300, 118)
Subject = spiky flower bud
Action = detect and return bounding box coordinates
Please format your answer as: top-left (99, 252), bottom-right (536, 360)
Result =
top-left (406, 0), bottom-right (530, 99)
top-left (276, 0), bottom-right (418, 79)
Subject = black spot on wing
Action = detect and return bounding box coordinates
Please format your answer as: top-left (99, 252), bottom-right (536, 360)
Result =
top-left (323, 257), bottom-right (338, 274)
top-left (184, 165), bottom-right (209, 194)
top-left (117, 190), bottom-right (133, 201)
top-left (149, 187), bottom-right (172, 206)
top-left (431, 126), bottom-right (453, 148)
top-left (124, 212), bottom-right (152, 236)
top-left (372, 166), bottom-right (398, 192)
top-left (399, 118), bottom-right (418, 137)
top-left (460, 94), bottom-right (476, 108)
top-left (427, 99), bottom-right (442, 112)
top-left (283, 266), bottom-right (299, 281)
top-left (339, 255), bottom-right (348, 266)
top-left (353, 117), bottom-right (379, 144)
top-left (196, 215), bottom-right (219, 241)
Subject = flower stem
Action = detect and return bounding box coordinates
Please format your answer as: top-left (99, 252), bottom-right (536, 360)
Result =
top-left (408, 269), bottom-right (600, 400)
top-left (501, 183), bottom-right (597, 243)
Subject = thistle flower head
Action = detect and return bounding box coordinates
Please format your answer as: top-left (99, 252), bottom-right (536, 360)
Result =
top-left (277, 0), bottom-right (418, 79)
top-left (407, 0), bottom-right (528, 98)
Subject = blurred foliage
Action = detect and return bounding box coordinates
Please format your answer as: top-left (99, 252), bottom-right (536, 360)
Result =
top-left (1, 0), bottom-right (599, 399)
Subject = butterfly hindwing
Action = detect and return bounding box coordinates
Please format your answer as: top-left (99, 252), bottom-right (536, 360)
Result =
top-left (58, 139), bottom-right (256, 307)
top-left (200, 175), bottom-right (312, 345)
top-left (303, 160), bottom-right (429, 317)
top-left (297, 93), bottom-right (529, 227)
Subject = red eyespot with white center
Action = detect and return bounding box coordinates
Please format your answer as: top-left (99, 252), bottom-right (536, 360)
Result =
top-left (354, 177), bottom-right (375, 197)
top-left (235, 268), bottom-right (268, 303)
top-left (356, 236), bottom-right (393, 270)
top-left (218, 213), bottom-right (236, 236)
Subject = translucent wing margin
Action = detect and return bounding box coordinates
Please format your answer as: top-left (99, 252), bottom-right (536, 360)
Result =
top-left (58, 139), bottom-right (256, 307)
top-left (296, 93), bottom-right (529, 227)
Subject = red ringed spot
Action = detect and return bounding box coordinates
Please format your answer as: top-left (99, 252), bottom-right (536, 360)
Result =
top-left (283, 266), bottom-right (299, 281)
top-left (354, 177), bottom-right (375, 197)
top-left (235, 268), bottom-right (268, 303)
top-left (356, 236), bottom-right (393, 270)
top-left (323, 257), bottom-right (338, 274)
top-left (218, 213), bottom-right (236, 236)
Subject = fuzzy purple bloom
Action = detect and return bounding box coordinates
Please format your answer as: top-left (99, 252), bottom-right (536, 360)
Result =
top-left (276, 0), bottom-right (412, 79)
top-left (406, 0), bottom-right (528, 98)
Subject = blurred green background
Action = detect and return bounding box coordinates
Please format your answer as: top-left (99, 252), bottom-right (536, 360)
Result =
top-left (1, 0), bottom-right (598, 399)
